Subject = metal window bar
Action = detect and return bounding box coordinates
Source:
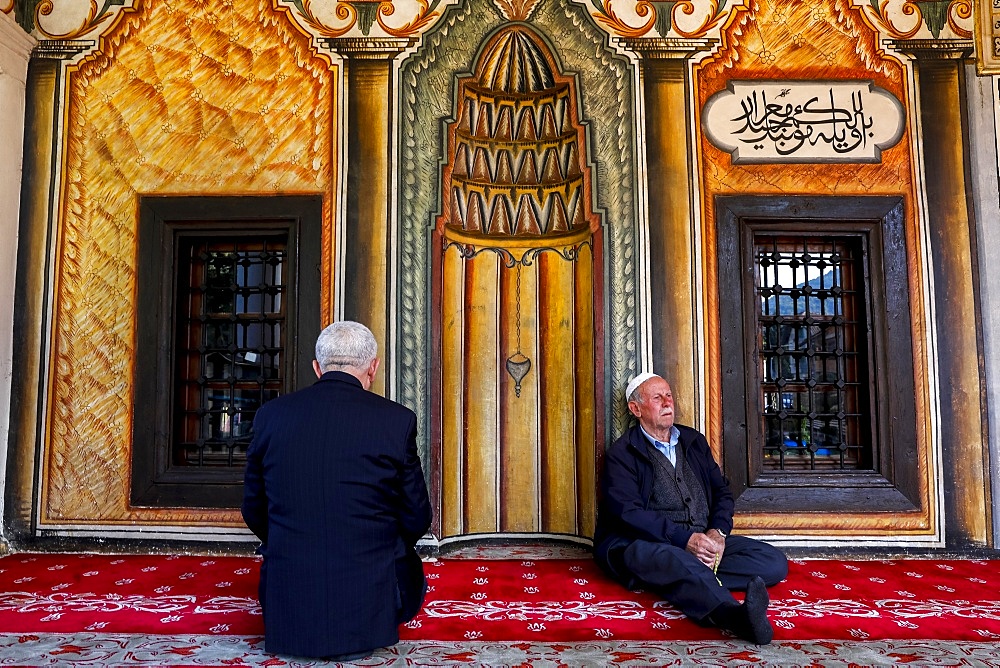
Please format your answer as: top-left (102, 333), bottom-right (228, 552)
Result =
top-left (755, 235), bottom-right (870, 471)
top-left (175, 235), bottom-right (287, 467)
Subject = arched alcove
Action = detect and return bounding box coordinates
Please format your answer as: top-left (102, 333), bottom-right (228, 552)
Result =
top-left (396, 0), bottom-right (640, 544)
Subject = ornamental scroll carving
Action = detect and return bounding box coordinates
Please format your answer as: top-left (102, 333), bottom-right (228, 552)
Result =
top-left (25, 0), bottom-right (976, 61)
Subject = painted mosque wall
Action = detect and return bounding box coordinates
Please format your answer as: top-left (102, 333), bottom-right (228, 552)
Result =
top-left (699, 1), bottom-right (926, 535)
top-left (0, 12), bottom-right (34, 542)
top-left (0, 0), bottom-right (997, 550)
top-left (7, 0), bottom-right (338, 538)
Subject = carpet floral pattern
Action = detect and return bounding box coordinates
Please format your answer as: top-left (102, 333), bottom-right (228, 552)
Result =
top-left (405, 556), bottom-right (1000, 642)
top-left (3, 635), bottom-right (1000, 666)
top-left (0, 552), bottom-right (997, 665)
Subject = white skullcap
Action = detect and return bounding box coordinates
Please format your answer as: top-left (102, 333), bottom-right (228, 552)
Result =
top-left (625, 372), bottom-right (659, 401)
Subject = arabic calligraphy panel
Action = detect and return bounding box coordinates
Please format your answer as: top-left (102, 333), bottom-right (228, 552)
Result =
top-left (703, 81), bottom-right (905, 164)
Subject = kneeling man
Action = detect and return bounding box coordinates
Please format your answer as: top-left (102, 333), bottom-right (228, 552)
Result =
top-left (242, 321), bottom-right (432, 659)
top-left (594, 373), bottom-right (787, 645)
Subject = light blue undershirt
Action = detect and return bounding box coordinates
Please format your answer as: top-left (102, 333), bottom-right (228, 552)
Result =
top-left (639, 424), bottom-right (680, 467)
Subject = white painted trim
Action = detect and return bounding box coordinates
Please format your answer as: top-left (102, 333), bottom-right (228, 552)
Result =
top-left (685, 57), bottom-right (707, 434)
top-left (885, 43), bottom-right (947, 546)
top-left (37, 525), bottom-right (258, 541)
top-left (914, 70), bottom-right (946, 548)
top-left (386, 55), bottom-right (401, 402)
top-left (436, 532), bottom-right (594, 547)
top-left (967, 69), bottom-right (1000, 549)
top-left (32, 57), bottom-right (74, 534)
top-left (629, 52), bottom-right (655, 380)
top-left (0, 14), bottom-right (34, 71)
top-left (992, 74), bottom-right (1000, 551)
top-left (36, 525), bottom-right (945, 548)
top-left (763, 533), bottom-right (945, 548)
top-left (332, 51), bottom-right (348, 324)
top-left (417, 532), bottom-right (439, 548)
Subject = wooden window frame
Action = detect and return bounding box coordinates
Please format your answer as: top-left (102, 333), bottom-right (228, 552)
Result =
top-left (130, 195), bottom-right (322, 509)
top-left (717, 195), bottom-right (920, 513)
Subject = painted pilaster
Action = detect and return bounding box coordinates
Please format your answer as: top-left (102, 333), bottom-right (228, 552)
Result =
top-left (616, 38), bottom-right (714, 426)
top-left (325, 38), bottom-right (413, 397)
top-left (892, 39), bottom-right (988, 548)
top-left (6, 40), bottom-right (87, 543)
top-left (0, 12), bottom-right (35, 551)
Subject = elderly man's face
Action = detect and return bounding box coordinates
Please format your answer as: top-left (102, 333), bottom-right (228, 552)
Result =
top-left (629, 377), bottom-right (675, 437)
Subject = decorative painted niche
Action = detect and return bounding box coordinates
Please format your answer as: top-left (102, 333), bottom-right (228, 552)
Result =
top-left (396, 0), bottom-right (641, 541)
top-left (433, 23), bottom-right (602, 538)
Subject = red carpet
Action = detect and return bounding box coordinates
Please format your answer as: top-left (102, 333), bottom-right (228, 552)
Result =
top-left (0, 553), bottom-right (260, 635)
top-left (0, 552), bottom-right (998, 644)
top-left (404, 556), bottom-right (1000, 642)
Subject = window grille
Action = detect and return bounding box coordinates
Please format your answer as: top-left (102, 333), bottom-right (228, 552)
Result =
top-left (174, 235), bottom-right (287, 468)
top-left (754, 235), bottom-right (872, 471)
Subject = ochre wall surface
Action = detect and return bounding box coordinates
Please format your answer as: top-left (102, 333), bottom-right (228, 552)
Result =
top-left (39, 0), bottom-right (336, 527)
top-left (695, 0), bottom-right (934, 535)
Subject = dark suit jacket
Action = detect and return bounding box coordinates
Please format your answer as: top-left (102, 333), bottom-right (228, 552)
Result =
top-left (593, 423), bottom-right (734, 586)
top-left (241, 370), bottom-right (432, 658)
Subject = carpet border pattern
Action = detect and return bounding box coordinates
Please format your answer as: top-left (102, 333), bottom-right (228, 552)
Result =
top-left (1, 634), bottom-right (999, 666)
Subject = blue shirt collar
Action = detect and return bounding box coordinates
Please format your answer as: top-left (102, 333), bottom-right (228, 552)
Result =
top-left (639, 424), bottom-right (679, 448)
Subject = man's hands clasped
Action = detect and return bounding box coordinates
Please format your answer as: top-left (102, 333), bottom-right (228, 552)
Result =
top-left (686, 529), bottom-right (727, 569)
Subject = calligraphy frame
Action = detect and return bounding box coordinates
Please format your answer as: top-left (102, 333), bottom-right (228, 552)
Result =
top-left (702, 80), bottom-right (905, 164)
top-left (974, 0), bottom-right (1000, 74)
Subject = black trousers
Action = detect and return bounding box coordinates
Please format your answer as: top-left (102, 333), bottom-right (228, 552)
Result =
top-left (619, 534), bottom-right (788, 620)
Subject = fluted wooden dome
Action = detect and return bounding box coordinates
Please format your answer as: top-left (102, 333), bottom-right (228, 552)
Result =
top-left (475, 26), bottom-right (556, 93)
top-left (439, 24), bottom-right (595, 239)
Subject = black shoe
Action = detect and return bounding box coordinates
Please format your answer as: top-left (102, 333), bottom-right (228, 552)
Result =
top-left (708, 576), bottom-right (773, 645)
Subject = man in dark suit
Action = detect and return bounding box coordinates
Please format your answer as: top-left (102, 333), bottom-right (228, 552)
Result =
top-left (594, 372), bottom-right (787, 645)
top-left (242, 320), bottom-right (432, 660)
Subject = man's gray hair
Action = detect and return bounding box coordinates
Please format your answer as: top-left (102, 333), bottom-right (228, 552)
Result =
top-left (315, 321), bottom-right (378, 372)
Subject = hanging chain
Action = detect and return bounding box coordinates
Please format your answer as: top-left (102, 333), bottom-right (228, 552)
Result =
top-left (515, 261), bottom-right (522, 354)
top-left (505, 260), bottom-right (530, 398)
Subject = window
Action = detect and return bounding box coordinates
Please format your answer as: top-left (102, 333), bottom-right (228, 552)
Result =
top-left (131, 196), bottom-right (321, 508)
top-left (174, 235), bottom-right (287, 469)
top-left (755, 235), bottom-right (873, 472)
top-left (717, 196), bottom-right (919, 513)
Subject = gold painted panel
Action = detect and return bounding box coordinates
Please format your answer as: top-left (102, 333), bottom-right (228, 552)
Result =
top-left (40, 0), bottom-right (336, 526)
top-left (573, 244), bottom-right (597, 538)
top-left (440, 245), bottom-right (467, 537)
top-left (538, 252), bottom-right (579, 534)
top-left (462, 252), bottom-right (501, 533)
top-left (499, 261), bottom-right (540, 533)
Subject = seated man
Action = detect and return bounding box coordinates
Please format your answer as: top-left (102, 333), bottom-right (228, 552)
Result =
top-left (594, 372), bottom-right (788, 645)
top-left (242, 321), bottom-right (432, 659)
